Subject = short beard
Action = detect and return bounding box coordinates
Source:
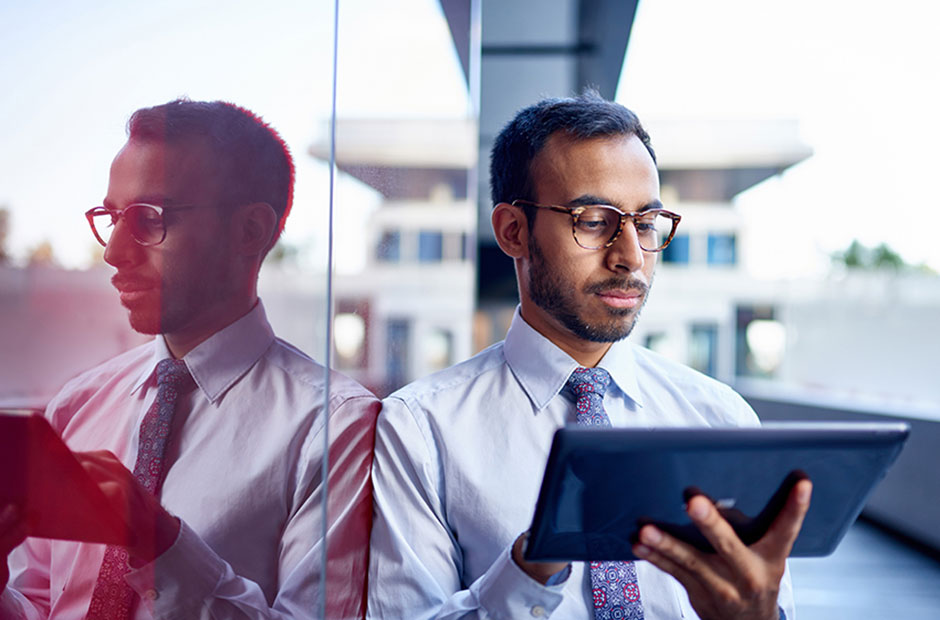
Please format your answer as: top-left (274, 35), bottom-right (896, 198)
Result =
top-left (527, 235), bottom-right (651, 343)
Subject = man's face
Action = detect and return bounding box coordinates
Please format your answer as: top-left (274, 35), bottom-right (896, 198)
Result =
top-left (102, 138), bottom-right (239, 338)
top-left (520, 133), bottom-right (661, 351)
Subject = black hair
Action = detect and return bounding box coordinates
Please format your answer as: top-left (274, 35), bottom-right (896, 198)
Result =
top-left (127, 98), bottom-right (295, 239)
top-left (489, 90), bottom-right (655, 227)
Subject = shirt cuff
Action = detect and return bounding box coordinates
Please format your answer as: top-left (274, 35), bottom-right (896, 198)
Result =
top-left (544, 564), bottom-right (571, 587)
top-left (1, 586), bottom-right (43, 620)
top-left (472, 546), bottom-right (567, 618)
top-left (124, 520), bottom-right (225, 619)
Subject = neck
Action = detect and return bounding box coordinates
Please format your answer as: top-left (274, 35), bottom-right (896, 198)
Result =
top-left (163, 294), bottom-right (257, 359)
top-left (554, 339), bottom-right (612, 368)
top-left (518, 304), bottom-right (612, 368)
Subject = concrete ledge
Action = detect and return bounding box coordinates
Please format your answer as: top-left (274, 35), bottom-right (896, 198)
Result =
top-left (741, 388), bottom-right (940, 553)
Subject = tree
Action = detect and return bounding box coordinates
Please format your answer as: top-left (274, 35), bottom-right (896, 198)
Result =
top-left (0, 207), bottom-right (10, 264)
top-left (27, 240), bottom-right (56, 267)
top-left (871, 243), bottom-right (905, 270)
top-left (832, 239), bottom-right (932, 274)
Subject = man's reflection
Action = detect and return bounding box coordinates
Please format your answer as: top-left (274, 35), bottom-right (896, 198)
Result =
top-left (1, 99), bottom-right (379, 618)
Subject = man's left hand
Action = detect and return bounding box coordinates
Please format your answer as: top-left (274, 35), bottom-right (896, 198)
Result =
top-left (633, 479), bottom-right (811, 620)
top-left (76, 451), bottom-right (181, 564)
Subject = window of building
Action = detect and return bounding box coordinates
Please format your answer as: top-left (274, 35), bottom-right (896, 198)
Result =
top-left (690, 324), bottom-right (719, 378)
top-left (334, 312), bottom-right (367, 369)
top-left (418, 230), bottom-right (443, 262)
top-left (443, 232), bottom-right (462, 261)
top-left (461, 233), bottom-right (470, 261)
top-left (662, 233), bottom-right (690, 264)
top-left (423, 328), bottom-right (453, 372)
top-left (386, 318), bottom-right (410, 394)
top-left (735, 305), bottom-right (785, 378)
top-left (376, 231), bottom-right (401, 262)
top-left (707, 233), bottom-right (736, 266)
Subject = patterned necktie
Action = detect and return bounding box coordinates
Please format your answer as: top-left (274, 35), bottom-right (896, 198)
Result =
top-left (85, 358), bottom-right (190, 620)
top-left (567, 367), bottom-right (644, 620)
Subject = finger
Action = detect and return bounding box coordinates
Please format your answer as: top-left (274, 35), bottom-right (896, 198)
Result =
top-left (636, 524), bottom-right (737, 596)
top-left (75, 450), bottom-right (124, 470)
top-left (76, 452), bottom-right (135, 489)
top-left (0, 505), bottom-right (28, 553)
top-left (753, 479), bottom-right (812, 561)
top-left (633, 539), bottom-right (719, 608)
top-left (685, 494), bottom-right (753, 578)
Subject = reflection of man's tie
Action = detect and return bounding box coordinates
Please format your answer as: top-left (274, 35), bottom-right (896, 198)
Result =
top-left (567, 367), bottom-right (644, 620)
top-left (85, 359), bottom-right (190, 620)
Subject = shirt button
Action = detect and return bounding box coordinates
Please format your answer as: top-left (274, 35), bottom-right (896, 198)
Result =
top-left (530, 605), bottom-right (546, 617)
top-left (143, 589), bottom-right (160, 601)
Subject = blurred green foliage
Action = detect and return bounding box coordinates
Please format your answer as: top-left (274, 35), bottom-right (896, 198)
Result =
top-left (832, 240), bottom-right (934, 274)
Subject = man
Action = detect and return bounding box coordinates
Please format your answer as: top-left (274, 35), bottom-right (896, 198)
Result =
top-left (368, 92), bottom-right (811, 619)
top-left (0, 100), bottom-right (379, 619)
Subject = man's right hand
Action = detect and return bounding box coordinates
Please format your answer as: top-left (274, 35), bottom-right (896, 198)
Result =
top-left (0, 504), bottom-right (28, 590)
top-left (76, 451), bottom-right (181, 564)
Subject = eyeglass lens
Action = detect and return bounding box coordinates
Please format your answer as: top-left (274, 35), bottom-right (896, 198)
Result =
top-left (574, 207), bottom-right (673, 251)
top-left (91, 205), bottom-right (165, 246)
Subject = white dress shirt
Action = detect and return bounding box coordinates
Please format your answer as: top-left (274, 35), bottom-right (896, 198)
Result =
top-left (3, 302), bottom-right (379, 620)
top-left (368, 308), bottom-right (794, 619)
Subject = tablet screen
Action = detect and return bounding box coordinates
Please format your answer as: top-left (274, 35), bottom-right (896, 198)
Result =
top-left (525, 422), bottom-right (909, 561)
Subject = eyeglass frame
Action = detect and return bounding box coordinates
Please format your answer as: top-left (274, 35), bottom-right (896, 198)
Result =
top-left (510, 199), bottom-right (682, 252)
top-left (85, 203), bottom-right (219, 248)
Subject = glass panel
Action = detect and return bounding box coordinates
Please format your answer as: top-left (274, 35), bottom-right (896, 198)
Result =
top-left (1, 3), bottom-right (336, 617)
top-left (329, 0), bottom-right (479, 398)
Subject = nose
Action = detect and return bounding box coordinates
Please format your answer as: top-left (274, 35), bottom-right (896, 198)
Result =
top-left (102, 216), bottom-right (143, 268)
top-left (604, 220), bottom-right (647, 273)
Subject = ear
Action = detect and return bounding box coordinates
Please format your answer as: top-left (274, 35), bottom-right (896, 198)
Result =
top-left (492, 202), bottom-right (530, 259)
top-left (233, 202), bottom-right (278, 256)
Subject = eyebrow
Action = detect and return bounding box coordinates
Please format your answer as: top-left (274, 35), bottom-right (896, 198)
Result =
top-left (567, 195), bottom-right (664, 212)
top-left (101, 196), bottom-right (175, 210)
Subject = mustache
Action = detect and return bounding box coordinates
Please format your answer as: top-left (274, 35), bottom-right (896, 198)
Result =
top-left (583, 276), bottom-right (649, 296)
top-left (111, 273), bottom-right (160, 290)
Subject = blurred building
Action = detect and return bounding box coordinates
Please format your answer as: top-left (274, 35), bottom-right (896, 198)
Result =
top-left (476, 117), bottom-right (814, 383)
top-left (0, 265), bottom-right (147, 408)
top-left (309, 119), bottom-right (477, 396)
top-left (630, 117), bottom-right (812, 383)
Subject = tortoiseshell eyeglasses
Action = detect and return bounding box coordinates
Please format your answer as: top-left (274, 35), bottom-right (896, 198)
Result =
top-left (511, 200), bottom-right (681, 252)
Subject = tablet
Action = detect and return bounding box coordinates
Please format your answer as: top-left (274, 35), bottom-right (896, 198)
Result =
top-left (524, 422), bottom-right (910, 562)
top-left (0, 409), bottom-right (130, 544)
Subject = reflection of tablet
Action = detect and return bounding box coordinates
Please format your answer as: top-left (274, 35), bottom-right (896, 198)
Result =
top-left (0, 410), bottom-right (130, 544)
top-left (525, 422), bottom-right (909, 562)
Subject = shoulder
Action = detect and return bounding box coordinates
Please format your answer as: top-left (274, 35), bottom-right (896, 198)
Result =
top-left (385, 340), bottom-right (507, 414)
top-left (262, 337), bottom-right (378, 407)
top-left (631, 344), bottom-right (758, 426)
top-left (45, 341), bottom-right (154, 427)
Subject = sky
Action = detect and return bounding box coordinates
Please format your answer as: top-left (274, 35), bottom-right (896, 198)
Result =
top-left (620, 0), bottom-right (940, 278)
top-left (0, 0), bottom-right (468, 270)
top-left (2, 0), bottom-right (939, 279)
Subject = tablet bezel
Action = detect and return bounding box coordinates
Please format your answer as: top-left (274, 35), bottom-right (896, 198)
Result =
top-left (1, 410), bottom-right (131, 544)
top-left (525, 422), bottom-right (909, 562)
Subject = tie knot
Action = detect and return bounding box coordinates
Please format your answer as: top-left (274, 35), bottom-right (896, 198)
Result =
top-left (566, 366), bottom-right (611, 398)
top-left (156, 358), bottom-right (189, 387)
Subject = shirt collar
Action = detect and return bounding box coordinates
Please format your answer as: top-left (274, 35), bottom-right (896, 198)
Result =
top-left (503, 306), bottom-right (644, 412)
top-left (129, 301), bottom-right (275, 404)
top-left (597, 334), bottom-right (644, 409)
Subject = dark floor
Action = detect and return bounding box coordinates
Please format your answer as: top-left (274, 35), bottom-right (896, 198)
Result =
top-left (788, 520), bottom-right (940, 619)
